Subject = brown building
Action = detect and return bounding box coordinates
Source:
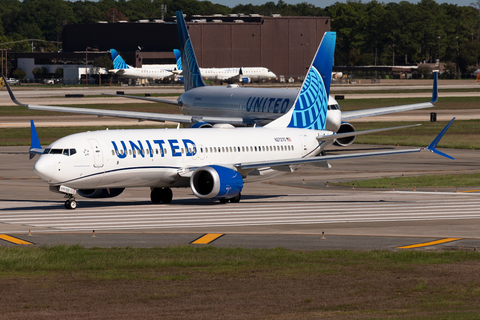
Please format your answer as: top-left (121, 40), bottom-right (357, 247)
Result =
top-left (63, 15), bottom-right (331, 78)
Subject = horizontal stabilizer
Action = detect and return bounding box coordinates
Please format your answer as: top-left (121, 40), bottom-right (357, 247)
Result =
top-left (425, 117), bottom-right (455, 160)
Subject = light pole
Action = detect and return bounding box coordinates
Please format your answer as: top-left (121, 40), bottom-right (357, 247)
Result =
top-left (85, 46), bottom-right (90, 85)
top-left (392, 44), bottom-right (395, 66)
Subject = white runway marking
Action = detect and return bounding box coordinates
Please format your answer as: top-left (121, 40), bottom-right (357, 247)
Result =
top-left (1, 194), bottom-right (480, 232)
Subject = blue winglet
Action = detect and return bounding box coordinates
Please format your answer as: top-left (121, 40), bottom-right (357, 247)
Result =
top-left (30, 120), bottom-right (41, 150)
top-left (430, 71), bottom-right (438, 104)
top-left (426, 117), bottom-right (455, 160)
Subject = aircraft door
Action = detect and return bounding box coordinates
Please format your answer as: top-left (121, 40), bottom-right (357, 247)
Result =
top-left (88, 139), bottom-right (104, 168)
top-left (199, 145), bottom-right (205, 160)
top-left (298, 135), bottom-right (308, 156)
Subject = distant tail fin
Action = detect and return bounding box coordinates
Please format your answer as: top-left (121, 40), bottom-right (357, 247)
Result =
top-left (176, 11), bottom-right (205, 91)
top-left (174, 49), bottom-right (182, 71)
top-left (110, 49), bottom-right (130, 69)
top-left (265, 32), bottom-right (336, 130)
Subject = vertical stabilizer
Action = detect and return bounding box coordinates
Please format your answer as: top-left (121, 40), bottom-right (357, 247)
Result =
top-left (174, 49), bottom-right (182, 71)
top-left (265, 32), bottom-right (336, 130)
top-left (110, 49), bottom-right (130, 69)
top-left (176, 11), bottom-right (205, 91)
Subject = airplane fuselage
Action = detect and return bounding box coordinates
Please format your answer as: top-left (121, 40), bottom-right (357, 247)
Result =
top-left (34, 126), bottom-right (330, 189)
top-left (115, 68), bottom-right (174, 80)
top-left (179, 86), bottom-right (342, 131)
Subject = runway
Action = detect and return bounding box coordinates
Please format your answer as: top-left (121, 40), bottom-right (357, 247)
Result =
top-left (1, 144), bottom-right (480, 250)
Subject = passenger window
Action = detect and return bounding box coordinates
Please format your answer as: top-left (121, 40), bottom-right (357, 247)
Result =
top-left (112, 150), bottom-right (115, 156)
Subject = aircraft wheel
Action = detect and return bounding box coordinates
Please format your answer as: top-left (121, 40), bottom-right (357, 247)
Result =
top-left (161, 188), bottom-right (173, 204)
top-left (230, 193), bottom-right (241, 203)
top-left (219, 198), bottom-right (229, 203)
top-left (150, 188), bottom-right (162, 204)
top-left (65, 199), bottom-right (77, 210)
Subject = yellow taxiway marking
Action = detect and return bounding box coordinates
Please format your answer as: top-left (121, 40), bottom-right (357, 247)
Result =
top-left (191, 234), bottom-right (224, 244)
top-left (397, 238), bottom-right (462, 249)
top-left (0, 234), bottom-right (33, 245)
top-left (459, 189), bottom-right (480, 193)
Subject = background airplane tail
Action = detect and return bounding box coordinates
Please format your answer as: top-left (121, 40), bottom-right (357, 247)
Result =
top-left (265, 32), bottom-right (336, 130)
top-left (173, 49), bottom-right (182, 71)
top-left (176, 11), bottom-right (205, 91)
top-left (110, 49), bottom-right (130, 69)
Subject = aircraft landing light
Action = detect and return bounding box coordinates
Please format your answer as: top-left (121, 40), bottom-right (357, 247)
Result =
top-left (0, 234), bottom-right (33, 245)
top-left (191, 233), bottom-right (224, 245)
top-left (397, 238), bottom-right (462, 249)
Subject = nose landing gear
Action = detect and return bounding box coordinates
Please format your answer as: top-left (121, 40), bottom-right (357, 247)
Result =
top-left (64, 194), bottom-right (77, 210)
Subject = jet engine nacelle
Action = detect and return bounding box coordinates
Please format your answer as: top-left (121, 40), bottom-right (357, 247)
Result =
top-left (77, 188), bottom-right (125, 198)
top-left (334, 122), bottom-right (356, 147)
top-left (190, 165), bottom-right (243, 199)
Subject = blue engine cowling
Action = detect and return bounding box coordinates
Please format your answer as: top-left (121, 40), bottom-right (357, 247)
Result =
top-left (77, 188), bottom-right (125, 198)
top-left (190, 122), bottom-right (213, 128)
top-left (190, 165), bottom-right (243, 199)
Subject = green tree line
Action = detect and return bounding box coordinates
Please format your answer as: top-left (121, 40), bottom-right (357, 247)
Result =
top-left (0, 0), bottom-right (479, 72)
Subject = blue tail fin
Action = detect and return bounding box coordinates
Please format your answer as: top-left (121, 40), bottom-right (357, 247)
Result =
top-left (265, 32), bottom-right (336, 130)
top-left (174, 49), bottom-right (182, 71)
top-left (110, 49), bottom-right (129, 69)
top-left (176, 11), bottom-right (205, 91)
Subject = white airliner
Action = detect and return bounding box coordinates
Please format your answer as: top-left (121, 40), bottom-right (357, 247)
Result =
top-left (8, 11), bottom-right (438, 149)
top-left (172, 49), bottom-right (277, 83)
top-left (109, 49), bottom-right (175, 80)
top-left (3, 30), bottom-right (454, 210)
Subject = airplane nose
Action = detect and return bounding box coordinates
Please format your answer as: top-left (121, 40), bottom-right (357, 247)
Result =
top-left (34, 156), bottom-right (55, 183)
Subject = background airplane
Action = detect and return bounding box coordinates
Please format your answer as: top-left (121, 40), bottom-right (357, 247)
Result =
top-left (172, 49), bottom-right (277, 83)
top-left (9, 29), bottom-right (453, 209)
top-left (108, 48), bottom-right (174, 80)
top-left (7, 11), bottom-right (438, 150)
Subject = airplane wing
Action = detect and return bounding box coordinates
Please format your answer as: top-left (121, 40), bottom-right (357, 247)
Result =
top-left (1, 75), bottom-right (245, 125)
top-left (341, 72), bottom-right (438, 121)
top-left (100, 93), bottom-right (180, 106)
top-left (236, 118), bottom-right (454, 170)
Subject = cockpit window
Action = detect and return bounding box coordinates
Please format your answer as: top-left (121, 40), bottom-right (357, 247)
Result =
top-left (43, 148), bottom-right (77, 156)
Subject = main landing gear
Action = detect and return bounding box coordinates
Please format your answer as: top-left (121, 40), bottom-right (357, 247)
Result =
top-left (219, 193), bottom-right (241, 204)
top-left (150, 187), bottom-right (173, 204)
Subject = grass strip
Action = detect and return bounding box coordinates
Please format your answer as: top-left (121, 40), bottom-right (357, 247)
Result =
top-left (339, 96), bottom-right (480, 110)
top-left (352, 120), bottom-right (480, 149)
top-left (334, 172), bottom-right (480, 188)
top-left (1, 246), bottom-right (480, 318)
top-left (1, 120), bottom-right (478, 148)
top-left (0, 103), bottom-right (180, 117)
